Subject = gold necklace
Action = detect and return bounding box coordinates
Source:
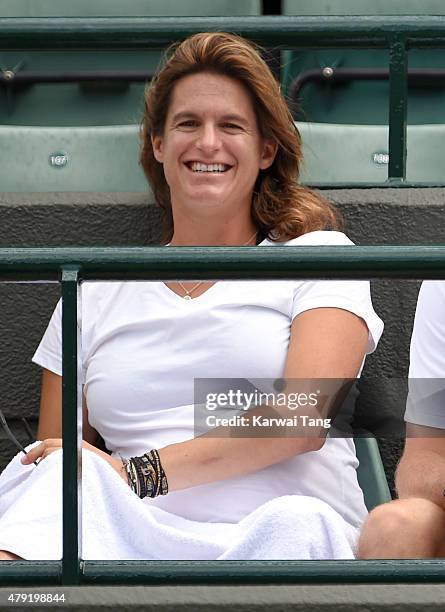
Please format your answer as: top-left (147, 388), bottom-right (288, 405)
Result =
top-left (175, 230), bottom-right (258, 300)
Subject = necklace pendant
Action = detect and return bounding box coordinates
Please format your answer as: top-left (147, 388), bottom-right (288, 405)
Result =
top-left (183, 294), bottom-right (192, 300)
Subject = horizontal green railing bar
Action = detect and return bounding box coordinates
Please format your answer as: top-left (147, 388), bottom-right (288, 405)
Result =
top-left (314, 181), bottom-right (445, 189)
top-left (0, 562), bottom-right (61, 585)
top-left (0, 246), bottom-right (444, 281)
top-left (2, 560), bottom-right (445, 586)
top-left (1, 16), bottom-right (445, 49)
top-left (82, 560), bottom-right (445, 584)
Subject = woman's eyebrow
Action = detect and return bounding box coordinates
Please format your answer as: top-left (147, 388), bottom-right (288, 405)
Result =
top-left (170, 111), bottom-right (249, 126)
top-left (170, 111), bottom-right (197, 123)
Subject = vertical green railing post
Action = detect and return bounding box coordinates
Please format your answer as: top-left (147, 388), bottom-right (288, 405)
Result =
top-left (388, 34), bottom-right (408, 181)
top-left (61, 267), bottom-right (82, 585)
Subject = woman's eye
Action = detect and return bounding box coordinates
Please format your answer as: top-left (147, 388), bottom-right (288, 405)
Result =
top-left (223, 123), bottom-right (242, 130)
top-left (178, 120), bottom-right (198, 128)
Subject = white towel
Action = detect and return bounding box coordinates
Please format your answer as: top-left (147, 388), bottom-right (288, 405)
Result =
top-left (0, 445), bottom-right (358, 560)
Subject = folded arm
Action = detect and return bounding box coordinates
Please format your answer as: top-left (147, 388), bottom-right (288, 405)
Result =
top-left (29, 307), bottom-right (368, 491)
top-left (153, 307), bottom-right (368, 491)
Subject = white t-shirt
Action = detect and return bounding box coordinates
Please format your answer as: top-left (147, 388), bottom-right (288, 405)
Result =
top-left (405, 280), bottom-right (445, 428)
top-left (32, 231), bottom-right (383, 528)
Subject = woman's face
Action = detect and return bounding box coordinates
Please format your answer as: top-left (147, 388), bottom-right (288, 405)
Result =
top-left (151, 72), bottom-right (277, 219)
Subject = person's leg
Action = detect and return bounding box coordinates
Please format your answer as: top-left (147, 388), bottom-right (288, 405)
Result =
top-left (0, 550), bottom-right (22, 560)
top-left (358, 498), bottom-right (445, 559)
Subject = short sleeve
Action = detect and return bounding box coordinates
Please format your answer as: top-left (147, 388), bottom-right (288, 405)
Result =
top-left (405, 281), bottom-right (445, 428)
top-left (32, 299), bottom-right (63, 376)
top-left (289, 231), bottom-right (384, 354)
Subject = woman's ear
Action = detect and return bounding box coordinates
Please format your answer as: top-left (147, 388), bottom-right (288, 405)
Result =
top-left (259, 139), bottom-right (278, 170)
top-left (151, 134), bottom-right (164, 163)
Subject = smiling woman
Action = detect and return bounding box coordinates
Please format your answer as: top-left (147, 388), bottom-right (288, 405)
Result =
top-left (141, 33), bottom-right (339, 250)
top-left (0, 32), bottom-right (383, 562)
top-left (150, 71), bottom-right (277, 230)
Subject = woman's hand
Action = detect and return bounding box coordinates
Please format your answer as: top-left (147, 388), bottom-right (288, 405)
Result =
top-left (21, 438), bottom-right (128, 483)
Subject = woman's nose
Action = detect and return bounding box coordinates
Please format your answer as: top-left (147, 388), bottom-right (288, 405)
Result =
top-left (196, 124), bottom-right (220, 151)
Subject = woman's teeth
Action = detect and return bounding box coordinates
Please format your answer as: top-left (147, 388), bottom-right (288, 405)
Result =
top-left (190, 162), bottom-right (229, 172)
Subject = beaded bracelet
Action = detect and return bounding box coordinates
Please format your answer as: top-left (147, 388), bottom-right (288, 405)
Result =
top-left (122, 449), bottom-right (168, 499)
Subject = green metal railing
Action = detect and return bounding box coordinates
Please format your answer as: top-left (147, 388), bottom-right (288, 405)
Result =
top-left (1, 245), bottom-right (445, 585)
top-left (1, 15), bottom-right (445, 185)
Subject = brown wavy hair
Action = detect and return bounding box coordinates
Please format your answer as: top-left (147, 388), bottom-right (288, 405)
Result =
top-left (140, 32), bottom-right (341, 243)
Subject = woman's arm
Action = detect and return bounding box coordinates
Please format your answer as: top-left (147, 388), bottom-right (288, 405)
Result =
top-left (36, 368), bottom-right (98, 445)
top-left (159, 307), bottom-right (369, 491)
top-left (27, 308), bottom-right (368, 488)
